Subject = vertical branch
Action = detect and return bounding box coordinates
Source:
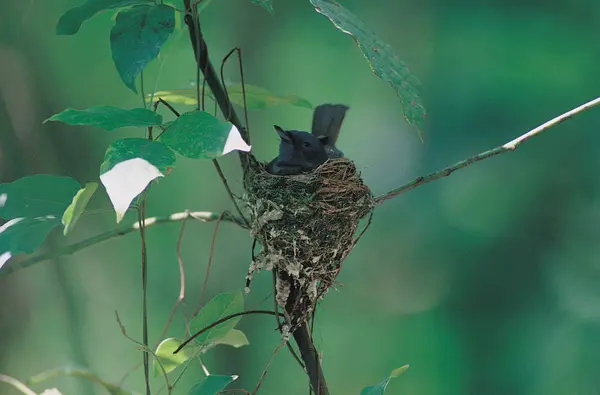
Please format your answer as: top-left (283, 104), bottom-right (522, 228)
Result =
top-left (138, 190), bottom-right (151, 395)
top-left (183, 0), bottom-right (249, 166)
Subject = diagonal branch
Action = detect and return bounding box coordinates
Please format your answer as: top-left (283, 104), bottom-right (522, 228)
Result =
top-left (0, 211), bottom-right (247, 277)
top-left (375, 96), bottom-right (600, 204)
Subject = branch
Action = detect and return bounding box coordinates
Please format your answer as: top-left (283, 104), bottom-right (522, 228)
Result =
top-left (183, 1), bottom-right (249, 146)
top-left (0, 374), bottom-right (36, 395)
top-left (0, 211), bottom-right (247, 277)
top-left (375, 96), bottom-right (600, 204)
top-left (174, 310), bottom-right (277, 354)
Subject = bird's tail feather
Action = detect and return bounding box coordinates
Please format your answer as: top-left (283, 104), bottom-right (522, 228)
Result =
top-left (311, 104), bottom-right (349, 146)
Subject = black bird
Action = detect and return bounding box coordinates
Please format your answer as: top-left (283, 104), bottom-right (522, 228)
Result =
top-left (266, 104), bottom-right (349, 175)
top-left (265, 126), bottom-right (329, 175)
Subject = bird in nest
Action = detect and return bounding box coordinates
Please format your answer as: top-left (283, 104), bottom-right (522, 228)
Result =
top-left (266, 104), bottom-right (349, 175)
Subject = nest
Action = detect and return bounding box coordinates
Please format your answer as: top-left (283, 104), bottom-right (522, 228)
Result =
top-left (243, 155), bottom-right (374, 326)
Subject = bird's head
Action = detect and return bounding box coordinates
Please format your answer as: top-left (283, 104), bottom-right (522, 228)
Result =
top-left (274, 125), bottom-right (329, 166)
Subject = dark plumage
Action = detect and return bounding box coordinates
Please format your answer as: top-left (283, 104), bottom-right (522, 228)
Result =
top-left (311, 104), bottom-right (349, 159)
top-left (266, 103), bottom-right (349, 175)
top-left (266, 126), bottom-right (329, 175)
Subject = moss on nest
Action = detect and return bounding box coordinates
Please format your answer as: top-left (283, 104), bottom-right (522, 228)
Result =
top-left (243, 155), bottom-right (374, 325)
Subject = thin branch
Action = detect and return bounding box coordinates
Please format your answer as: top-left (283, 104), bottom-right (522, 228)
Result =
top-left (1, 211), bottom-right (247, 277)
top-left (183, 0), bottom-right (250, 168)
top-left (0, 374), bottom-right (37, 395)
top-left (251, 340), bottom-right (288, 395)
top-left (193, 212), bottom-right (225, 317)
top-left (292, 322), bottom-right (329, 395)
top-left (212, 160), bottom-right (250, 228)
top-left (115, 312), bottom-right (173, 395)
top-left (272, 271), bottom-right (305, 371)
top-left (375, 95), bottom-right (600, 204)
top-left (174, 310), bottom-right (277, 354)
top-left (156, 97), bottom-right (181, 117)
top-left (159, 214), bottom-right (190, 341)
top-left (137, 190), bottom-right (151, 395)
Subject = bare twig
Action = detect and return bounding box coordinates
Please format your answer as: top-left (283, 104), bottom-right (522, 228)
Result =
top-left (159, 214), bottom-right (190, 341)
top-left (212, 160), bottom-right (250, 228)
top-left (115, 311), bottom-right (173, 394)
top-left (174, 310), bottom-right (277, 353)
top-left (220, 389), bottom-right (251, 395)
top-left (375, 95), bottom-right (600, 203)
top-left (194, 212), bottom-right (226, 317)
top-left (183, 0), bottom-right (250, 160)
top-left (0, 374), bottom-right (36, 395)
top-left (251, 340), bottom-right (288, 395)
top-left (1, 211), bottom-right (247, 277)
top-left (137, 190), bottom-right (151, 395)
top-left (272, 271), bottom-right (306, 371)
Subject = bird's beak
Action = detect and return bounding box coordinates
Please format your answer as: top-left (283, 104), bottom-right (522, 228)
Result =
top-left (274, 125), bottom-right (292, 142)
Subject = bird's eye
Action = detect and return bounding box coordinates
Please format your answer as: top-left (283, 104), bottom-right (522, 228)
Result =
top-left (302, 141), bottom-right (311, 148)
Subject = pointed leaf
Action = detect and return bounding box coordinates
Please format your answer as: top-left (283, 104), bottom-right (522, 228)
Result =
top-left (56, 0), bottom-right (156, 35)
top-left (152, 84), bottom-right (313, 110)
top-left (0, 175), bottom-right (81, 220)
top-left (45, 106), bottom-right (163, 131)
top-left (158, 111), bottom-right (251, 159)
top-left (110, 4), bottom-right (175, 92)
top-left (310, 0), bottom-right (426, 134)
top-left (62, 182), bottom-right (98, 235)
top-left (0, 216), bottom-right (62, 270)
top-left (154, 338), bottom-right (190, 376)
top-left (188, 375), bottom-right (237, 395)
top-left (100, 138), bottom-right (175, 222)
top-left (190, 290), bottom-right (244, 348)
top-left (247, 0), bottom-right (273, 13)
top-left (360, 365), bottom-right (409, 395)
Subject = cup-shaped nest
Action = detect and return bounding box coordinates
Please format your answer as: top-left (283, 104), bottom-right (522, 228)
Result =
top-left (243, 156), bottom-right (374, 325)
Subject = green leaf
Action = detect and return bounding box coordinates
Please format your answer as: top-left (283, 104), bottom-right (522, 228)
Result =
top-left (0, 216), bottom-right (62, 270)
top-left (247, 0), bottom-right (273, 13)
top-left (0, 175), bottom-right (81, 219)
top-left (214, 329), bottom-right (249, 348)
top-left (61, 182), bottom-right (98, 235)
top-left (158, 111), bottom-right (251, 159)
top-left (99, 138), bottom-right (175, 222)
top-left (45, 106), bottom-right (163, 131)
top-left (152, 84), bottom-right (313, 110)
top-left (188, 375), bottom-right (237, 395)
top-left (154, 338), bottom-right (189, 376)
top-left (111, 4), bottom-right (175, 92)
top-left (190, 290), bottom-right (244, 348)
top-left (309, 0), bottom-right (426, 135)
top-left (360, 365), bottom-right (409, 395)
top-left (56, 0), bottom-right (156, 35)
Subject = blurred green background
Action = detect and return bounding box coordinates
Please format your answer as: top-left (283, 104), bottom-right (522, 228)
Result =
top-left (3, 0), bottom-right (600, 394)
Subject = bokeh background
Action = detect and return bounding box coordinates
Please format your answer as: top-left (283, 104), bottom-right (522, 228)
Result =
top-left (3, 0), bottom-right (600, 394)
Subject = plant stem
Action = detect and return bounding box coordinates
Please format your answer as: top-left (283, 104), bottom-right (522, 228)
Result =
top-left (375, 95), bottom-right (600, 203)
top-left (0, 211), bottom-right (246, 277)
top-left (138, 191), bottom-right (151, 395)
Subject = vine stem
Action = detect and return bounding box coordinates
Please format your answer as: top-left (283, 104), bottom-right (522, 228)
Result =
top-left (137, 190), bottom-right (151, 395)
top-left (0, 374), bottom-right (36, 395)
top-left (0, 211), bottom-right (247, 277)
top-left (375, 95), bottom-right (600, 203)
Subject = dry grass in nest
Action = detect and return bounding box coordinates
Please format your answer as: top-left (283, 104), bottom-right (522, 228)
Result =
top-left (243, 155), bottom-right (374, 325)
